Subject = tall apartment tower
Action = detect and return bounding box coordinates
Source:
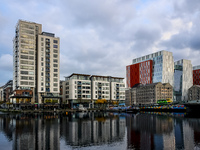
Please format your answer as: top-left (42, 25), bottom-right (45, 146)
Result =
top-left (13, 20), bottom-right (60, 104)
top-left (13, 20), bottom-right (42, 102)
top-left (174, 59), bottom-right (193, 101)
top-left (37, 32), bottom-right (60, 104)
top-left (127, 50), bottom-right (174, 88)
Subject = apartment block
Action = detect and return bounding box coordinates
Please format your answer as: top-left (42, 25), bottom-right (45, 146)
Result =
top-left (37, 32), bottom-right (60, 104)
top-left (127, 50), bottom-right (174, 88)
top-left (12, 20), bottom-right (60, 105)
top-left (63, 73), bottom-right (125, 108)
top-left (125, 82), bottom-right (173, 105)
top-left (193, 65), bottom-right (200, 85)
top-left (174, 59), bottom-right (193, 101)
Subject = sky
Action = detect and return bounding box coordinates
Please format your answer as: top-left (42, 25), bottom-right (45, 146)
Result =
top-left (0, 0), bottom-right (200, 86)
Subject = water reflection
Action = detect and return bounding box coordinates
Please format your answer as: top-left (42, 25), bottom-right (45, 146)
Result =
top-left (0, 112), bottom-right (200, 149)
top-left (126, 112), bottom-right (200, 150)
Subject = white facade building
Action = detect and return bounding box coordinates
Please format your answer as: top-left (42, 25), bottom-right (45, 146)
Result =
top-left (37, 32), bottom-right (60, 104)
top-left (63, 73), bottom-right (125, 108)
top-left (13, 20), bottom-right (60, 104)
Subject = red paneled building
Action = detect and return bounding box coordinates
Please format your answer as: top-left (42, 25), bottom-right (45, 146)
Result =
top-left (126, 60), bottom-right (153, 88)
top-left (193, 66), bottom-right (200, 85)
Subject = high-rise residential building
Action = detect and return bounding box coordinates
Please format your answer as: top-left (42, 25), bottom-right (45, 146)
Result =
top-left (193, 65), bottom-right (200, 85)
top-left (63, 73), bottom-right (125, 108)
top-left (174, 59), bottom-right (193, 101)
top-left (37, 32), bottom-right (60, 104)
top-left (13, 20), bottom-right (42, 102)
top-left (127, 50), bottom-right (174, 88)
top-left (12, 20), bottom-right (60, 104)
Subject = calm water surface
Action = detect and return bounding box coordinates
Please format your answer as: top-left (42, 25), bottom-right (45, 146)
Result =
top-left (0, 112), bottom-right (200, 150)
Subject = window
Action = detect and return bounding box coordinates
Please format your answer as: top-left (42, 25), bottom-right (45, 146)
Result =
top-left (54, 69), bottom-right (58, 72)
top-left (53, 45), bottom-right (58, 48)
top-left (41, 38), bottom-right (43, 41)
top-left (54, 78), bottom-right (58, 82)
top-left (54, 83), bottom-right (58, 86)
top-left (21, 71), bottom-right (28, 75)
top-left (29, 56), bottom-right (34, 60)
top-left (53, 88), bottom-right (58, 91)
top-left (21, 55), bottom-right (28, 59)
top-left (53, 49), bottom-right (58, 53)
top-left (53, 59), bottom-right (58, 63)
top-left (29, 77), bottom-right (34, 80)
top-left (53, 40), bottom-right (58, 43)
top-left (21, 76), bottom-right (28, 80)
top-left (54, 74), bottom-right (58, 77)
top-left (21, 81), bottom-right (28, 85)
top-left (53, 64), bottom-right (58, 67)
top-left (53, 54), bottom-right (58, 58)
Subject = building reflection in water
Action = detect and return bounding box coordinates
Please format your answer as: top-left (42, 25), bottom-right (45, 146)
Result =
top-left (0, 112), bottom-right (125, 149)
top-left (126, 113), bottom-right (200, 150)
top-left (60, 112), bottom-right (126, 147)
top-left (0, 112), bottom-right (200, 149)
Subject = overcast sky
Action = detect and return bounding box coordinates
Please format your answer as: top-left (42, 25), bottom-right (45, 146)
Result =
top-left (0, 0), bottom-right (200, 86)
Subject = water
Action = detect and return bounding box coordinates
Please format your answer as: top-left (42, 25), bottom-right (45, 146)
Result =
top-left (0, 112), bottom-right (200, 150)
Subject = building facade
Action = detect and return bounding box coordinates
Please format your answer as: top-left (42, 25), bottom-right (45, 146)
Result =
top-left (0, 80), bottom-right (13, 102)
top-left (12, 20), bottom-right (60, 105)
top-left (125, 82), bottom-right (173, 105)
top-left (188, 85), bottom-right (200, 101)
top-left (127, 50), bottom-right (174, 88)
top-left (193, 65), bottom-right (200, 85)
top-left (37, 32), bottom-right (60, 104)
top-left (126, 60), bottom-right (153, 88)
top-left (63, 73), bottom-right (125, 108)
top-left (174, 59), bottom-right (193, 101)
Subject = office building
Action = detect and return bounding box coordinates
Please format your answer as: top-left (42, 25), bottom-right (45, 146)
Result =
top-left (174, 59), bottom-right (193, 101)
top-left (12, 20), bottom-right (60, 104)
top-left (125, 82), bottom-right (173, 105)
top-left (63, 73), bottom-right (125, 108)
top-left (127, 50), bottom-right (174, 88)
top-left (193, 65), bottom-right (200, 85)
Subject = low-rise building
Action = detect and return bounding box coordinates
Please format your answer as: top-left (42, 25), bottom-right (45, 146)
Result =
top-left (188, 85), bottom-right (200, 101)
top-left (0, 80), bottom-right (13, 102)
top-left (125, 82), bottom-right (173, 105)
top-left (62, 73), bottom-right (125, 108)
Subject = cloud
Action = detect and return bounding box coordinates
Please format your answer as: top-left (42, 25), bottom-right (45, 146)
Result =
top-left (1, 0), bottom-right (200, 86)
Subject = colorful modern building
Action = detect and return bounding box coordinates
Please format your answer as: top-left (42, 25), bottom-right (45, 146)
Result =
top-left (126, 60), bottom-right (153, 88)
top-left (127, 50), bottom-right (174, 88)
top-left (193, 65), bottom-right (200, 85)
